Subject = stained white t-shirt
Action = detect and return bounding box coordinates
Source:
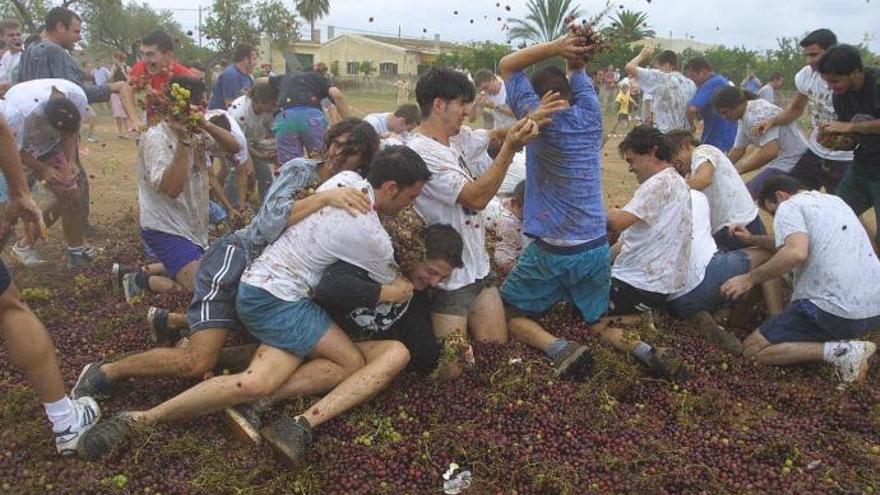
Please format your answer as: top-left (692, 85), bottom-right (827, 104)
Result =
top-left (757, 84), bottom-right (775, 104)
top-left (612, 167), bottom-right (692, 293)
top-left (227, 94), bottom-right (273, 143)
top-left (137, 122), bottom-right (210, 248)
top-left (0, 50), bottom-right (21, 84)
top-left (669, 190), bottom-right (717, 300)
top-left (773, 191), bottom-right (880, 319)
top-left (794, 65), bottom-right (854, 161)
top-left (241, 171), bottom-right (398, 302)
top-left (487, 81), bottom-right (516, 129)
top-left (691, 144), bottom-right (758, 232)
top-left (364, 112), bottom-right (390, 135)
top-left (2, 78), bottom-right (93, 157)
top-left (635, 68), bottom-right (695, 132)
top-left (733, 98), bottom-right (808, 173)
top-left (204, 108), bottom-right (249, 165)
top-left (409, 131), bottom-right (491, 290)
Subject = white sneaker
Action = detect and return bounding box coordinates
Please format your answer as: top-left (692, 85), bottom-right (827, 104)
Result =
top-left (12, 243), bottom-right (47, 266)
top-left (55, 396), bottom-right (101, 455)
top-left (830, 341), bottom-right (877, 383)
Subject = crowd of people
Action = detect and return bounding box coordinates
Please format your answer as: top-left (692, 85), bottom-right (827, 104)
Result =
top-left (0, 6), bottom-right (877, 469)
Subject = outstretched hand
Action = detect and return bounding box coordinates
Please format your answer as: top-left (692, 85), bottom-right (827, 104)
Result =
top-left (505, 117), bottom-right (540, 150)
top-left (1, 192), bottom-right (47, 245)
top-left (720, 274), bottom-right (755, 301)
top-left (528, 91), bottom-right (570, 127)
top-left (554, 34), bottom-right (592, 61)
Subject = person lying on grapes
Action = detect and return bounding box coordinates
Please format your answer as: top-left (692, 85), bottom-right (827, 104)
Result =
top-left (721, 176), bottom-right (880, 383)
top-left (0, 114), bottom-right (101, 456)
top-left (623, 44), bottom-right (695, 133)
top-left (72, 119), bottom-right (380, 403)
top-left (111, 76), bottom-right (240, 304)
top-left (2, 78), bottom-right (95, 268)
top-left (753, 29), bottom-right (852, 195)
top-left (407, 67), bottom-right (552, 380)
top-left (667, 130), bottom-right (785, 317)
top-left (816, 44), bottom-right (880, 250)
top-left (495, 32), bottom-right (607, 379)
top-left (595, 126), bottom-right (693, 379)
top-left (223, 223), bottom-right (465, 443)
top-left (77, 147), bottom-right (428, 466)
top-left (712, 86), bottom-right (812, 199)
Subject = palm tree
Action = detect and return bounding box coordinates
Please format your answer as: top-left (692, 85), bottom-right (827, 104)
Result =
top-left (295, 0), bottom-right (330, 36)
top-left (605, 9), bottom-right (655, 43)
top-left (506, 0), bottom-right (581, 44)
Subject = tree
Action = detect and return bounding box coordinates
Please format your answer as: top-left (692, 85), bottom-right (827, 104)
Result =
top-left (256, 0), bottom-right (300, 50)
top-left (360, 59), bottom-right (375, 78)
top-left (203, 0), bottom-right (257, 54)
top-left (604, 9), bottom-right (654, 43)
top-left (295, 0), bottom-right (329, 37)
top-left (0, 0), bottom-right (55, 33)
top-left (506, 0), bottom-right (581, 44)
top-left (435, 41), bottom-right (512, 73)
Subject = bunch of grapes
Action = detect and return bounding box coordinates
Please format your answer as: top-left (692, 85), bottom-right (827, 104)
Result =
top-left (141, 82), bottom-right (205, 131)
top-left (381, 206), bottom-right (427, 279)
top-left (563, 2), bottom-right (615, 59)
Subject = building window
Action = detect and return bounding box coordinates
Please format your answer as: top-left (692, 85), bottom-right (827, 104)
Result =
top-left (346, 61), bottom-right (359, 75)
top-left (379, 62), bottom-right (398, 77)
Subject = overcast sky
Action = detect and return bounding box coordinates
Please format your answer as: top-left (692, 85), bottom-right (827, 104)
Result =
top-left (149, 0), bottom-right (880, 53)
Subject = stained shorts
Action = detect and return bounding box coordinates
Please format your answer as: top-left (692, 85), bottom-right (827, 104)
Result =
top-left (236, 283), bottom-right (332, 357)
top-left (760, 299), bottom-right (880, 344)
top-left (666, 250), bottom-right (751, 319)
top-left (186, 236), bottom-right (248, 333)
top-left (502, 238), bottom-right (611, 324)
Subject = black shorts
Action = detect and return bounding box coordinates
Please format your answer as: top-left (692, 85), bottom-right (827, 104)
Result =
top-left (789, 149), bottom-right (851, 194)
top-left (186, 236), bottom-right (248, 334)
top-left (606, 278), bottom-right (667, 317)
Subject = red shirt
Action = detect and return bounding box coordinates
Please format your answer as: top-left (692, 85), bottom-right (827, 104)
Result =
top-left (129, 60), bottom-right (196, 92)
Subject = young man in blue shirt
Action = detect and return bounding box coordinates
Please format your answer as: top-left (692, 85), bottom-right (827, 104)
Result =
top-left (208, 44), bottom-right (256, 110)
top-left (685, 57), bottom-right (737, 151)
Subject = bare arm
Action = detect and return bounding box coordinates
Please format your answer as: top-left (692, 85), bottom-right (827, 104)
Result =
top-left (727, 146), bottom-right (746, 163)
top-left (158, 139), bottom-right (193, 198)
top-left (328, 87), bottom-right (351, 118)
top-left (734, 140), bottom-right (780, 175)
top-left (119, 82), bottom-right (141, 130)
top-left (499, 35), bottom-right (589, 80)
top-left (0, 118), bottom-right (46, 241)
top-left (200, 120), bottom-right (241, 156)
top-left (722, 232), bottom-right (808, 299)
top-left (606, 209), bottom-right (641, 234)
top-left (624, 44), bottom-right (654, 79)
top-left (687, 105), bottom-right (699, 127)
top-left (687, 161), bottom-right (714, 190)
top-left (825, 118), bottom-right (880, 135)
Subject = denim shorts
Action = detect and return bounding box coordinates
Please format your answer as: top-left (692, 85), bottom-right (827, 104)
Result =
top-left (140, 229), bottom-right (204, 279)
top-left (432, 274), bottom-right (494, 317)
top-left (666, 250), bottom-right (751, 318)
top-left (236, 283), bottom-right (332, 357)
top-left (502, 238), bottom-right (611, 324)
top-left (760, 299), bottom-right (880, 344)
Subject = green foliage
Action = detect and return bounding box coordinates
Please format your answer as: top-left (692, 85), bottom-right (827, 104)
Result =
top-left (360, 59), bottom-right (375, 77)
top-left (433, 41), bottom-right (512, 73)
top-left (295, 0), bottom-right (329, 33)
top-left (0, 0), bottom-right (49, 33)
top-left (603, 9), bottom-right (654, 43)
top-left (507, 0), bottom-right (581, 43)
top-left (203, 0), bottom-right (256, 54)
top-left (256, 0), bottom-right (300, 50)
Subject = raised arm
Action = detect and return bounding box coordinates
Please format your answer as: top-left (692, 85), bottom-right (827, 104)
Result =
top-left (499, 34), bottom-right (589, 80)
top-left (624, 44), bottom-right (654, 79)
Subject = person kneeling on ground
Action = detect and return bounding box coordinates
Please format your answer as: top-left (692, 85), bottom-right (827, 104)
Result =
top-left (72, 118), bottom-right (380, 400)
top-left (77, 146), bottom-right (431, 465)
top-left (721, 176), bottom-right (880, 383)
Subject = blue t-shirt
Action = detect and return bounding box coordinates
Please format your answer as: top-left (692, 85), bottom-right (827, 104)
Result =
top-left (690, 74), bottom-right (737, 151)
top-left (233, 158), bottom-right (320, 261)
top-left (505, 70), bottom-right (606, 242)
top-left (208, 64), bottom-right (254, 110)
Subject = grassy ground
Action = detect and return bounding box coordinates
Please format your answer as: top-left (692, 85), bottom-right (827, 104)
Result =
top-left (0, 90), bottom-right (877, 494)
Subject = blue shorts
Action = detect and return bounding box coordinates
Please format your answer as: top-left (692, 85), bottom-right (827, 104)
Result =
top-left (140, 229), bottom-right (204, 280)
top-left (186, 236), bottom-right (249, 333)
top-left (760, 299), bottom-right (880, 344)
top-left (502, 238), bottom-right (611, 324)
top-left (667, 250), bottom-right (751, 318)
top-left (236, 283), bottom-right (332, 357)
top-left (713, 215), bottom-right (767, 252)
top-left (0, 259), bottom-right (11, 294)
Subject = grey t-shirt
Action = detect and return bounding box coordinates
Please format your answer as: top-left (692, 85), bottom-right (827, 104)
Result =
top-left (774, 191), bottom-right (880, 319)
top-left (733, 99), bottom-right (808, 173)
top-left (757, 84), bottom-right (775, 104)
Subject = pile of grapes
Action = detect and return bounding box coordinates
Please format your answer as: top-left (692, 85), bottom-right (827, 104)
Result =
top-left (0, 221), bottom-right (878, 494)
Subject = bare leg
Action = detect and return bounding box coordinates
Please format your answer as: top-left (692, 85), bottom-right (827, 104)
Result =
top-left (145, 259), bottom-right (199, 294)
top-left (508, 316), bottom-right (556, 353)
top-left (101, 329), bottom-right (228, 381)
top-left (0, 284), bottom-right (65, 403)
top-left (742, 330), bottom-right (823, 365)
top-left (57, 188), bottom-right (85, 248)
top-left (467, 287), bottom-right (508, 343)
top-left (743, 248), bottom-right (785, 315)
top-left (432, 313), bottom-right (469, 380)
top-left (175, 259), bottom-right (200, 292)
top-left (147, 276), bottom-right (184, 294)
top-left (591, 316), bottom-right (644, 354)
top-left (166, 312), bottom-right (189, 330)
top-left (298, 340), bottom-right (410, 428)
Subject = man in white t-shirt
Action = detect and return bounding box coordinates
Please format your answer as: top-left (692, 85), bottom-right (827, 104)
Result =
top-left (722, 176), bottom-right (880, 383)
top-left (754, 29), bottom-right (853, 194)
top-left (409, 67), bottom-right (540, 379)
top-left (3, 78), bottom-right (94, 268)
top-left (757, 73), bottom-right (783, 104)
top-left (473, 69), bottom-right (517, 129)
top-left (76, 147), bottom-right (431, 464)
top-left (226, 78), bottom-right (278, 202)
top-left (624, 45), bottom-right (695, 133)
top-left (0, 20), bottom-right (23, 91)
top-left (599, 126), bottom-right (693, 378)
top-left (713, 87), bottom-right (810, 199)
top-left (364, 103), bottom-right (420, 138)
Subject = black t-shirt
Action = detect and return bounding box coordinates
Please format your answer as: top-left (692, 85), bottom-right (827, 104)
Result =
top-left (832, 67), bottom-right (880, 175)
top-left (274, 71), bottom-right (331, 109)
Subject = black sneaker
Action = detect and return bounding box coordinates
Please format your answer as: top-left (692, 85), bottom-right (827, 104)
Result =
top-left (76, 414), bottom-right (134, 461)
top-left (71, 362), bottom-right (113, 399)
top-left (224, 404), bottom-right (264, 446)
top-left (691, 311), bottom-right (743, 355)
top-left (146, 307), bottom-right (179, 344)
top-left (260, 415), bottom-right (312, 465)
top-left (551, 342), bottom-right (594, 379)
top-left (647, 347), bottom-right (689, 380)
